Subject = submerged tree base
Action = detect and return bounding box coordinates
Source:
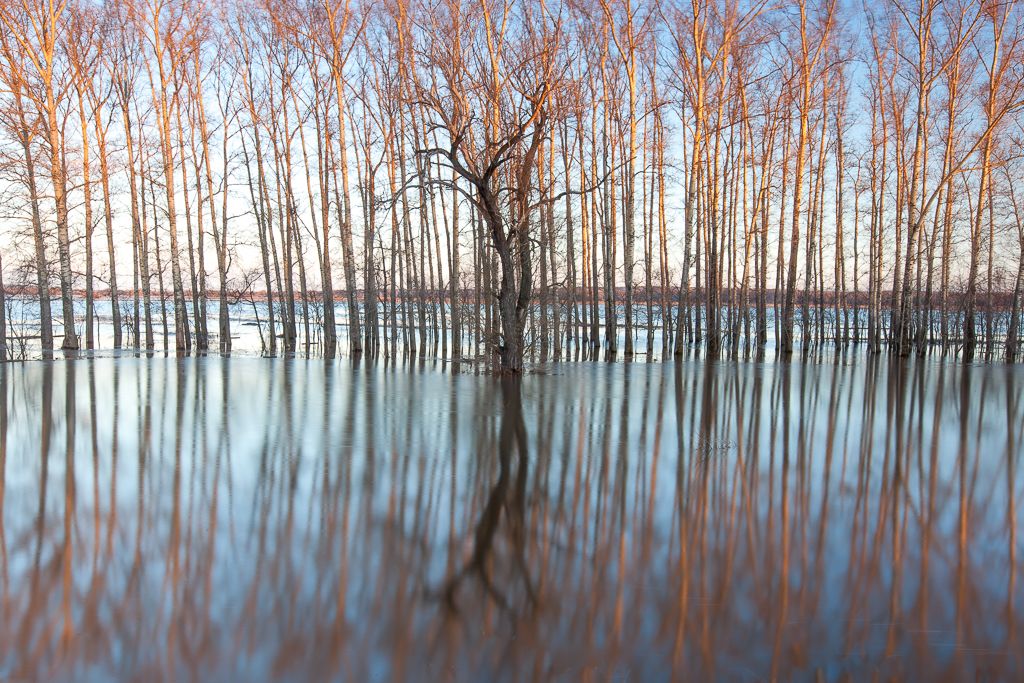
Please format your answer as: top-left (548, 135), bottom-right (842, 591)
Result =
top-left (1, 298), bottom-right (1021, 366)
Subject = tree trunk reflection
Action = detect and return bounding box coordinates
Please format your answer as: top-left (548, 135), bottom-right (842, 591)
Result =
top-left (0, 357), bottom-right (1019, 680)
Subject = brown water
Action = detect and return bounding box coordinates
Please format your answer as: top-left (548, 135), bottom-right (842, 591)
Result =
top-left (0, 355), bottom-right (1021, 682)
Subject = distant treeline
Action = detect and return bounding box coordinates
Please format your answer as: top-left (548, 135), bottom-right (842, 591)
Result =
top-left (3, 287), bottom-right (1021, 311)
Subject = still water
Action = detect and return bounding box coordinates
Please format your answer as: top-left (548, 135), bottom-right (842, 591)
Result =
top-left (0, 355), bottom-right (1021, 682)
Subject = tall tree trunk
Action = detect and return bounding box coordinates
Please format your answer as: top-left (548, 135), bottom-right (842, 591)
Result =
top-left (45, 81), bottom-right (78, 350)
top-left (13, 91), bottom-right (53, 351)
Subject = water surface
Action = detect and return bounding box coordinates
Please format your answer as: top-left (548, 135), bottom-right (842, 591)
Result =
top-left (0, 356), bottom-right (1021, 681)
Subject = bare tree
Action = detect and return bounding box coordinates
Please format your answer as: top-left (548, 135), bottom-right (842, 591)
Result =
top-left (413, 0), bottom-right (563, 372)
top-left (0, 0), bottom-right (79, 349)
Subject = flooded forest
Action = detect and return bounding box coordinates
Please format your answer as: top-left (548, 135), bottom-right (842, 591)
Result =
top-left (0, 0), bottom-right (1022, 368)
top-left (1, 0), bottom-right (1024, 681)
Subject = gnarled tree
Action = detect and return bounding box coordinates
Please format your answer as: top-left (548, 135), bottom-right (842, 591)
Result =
top-left (413, 0), bottom-right (564, 373)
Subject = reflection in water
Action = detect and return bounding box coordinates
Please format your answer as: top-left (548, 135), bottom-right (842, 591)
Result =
top-left (0, 357), bottom-right (1021, 681)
